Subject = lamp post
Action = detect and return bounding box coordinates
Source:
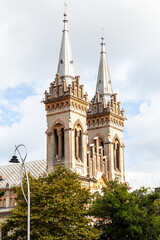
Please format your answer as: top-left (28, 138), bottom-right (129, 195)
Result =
top-left (10, 144), bottom-right (30, 240)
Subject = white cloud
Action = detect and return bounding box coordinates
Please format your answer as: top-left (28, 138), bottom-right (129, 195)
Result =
top-left (0, 94), bottom-right (46, 165)
top-left (125, 99), bottom-right (160, 188)
top-left (126, 170), bottom-right (160, 190)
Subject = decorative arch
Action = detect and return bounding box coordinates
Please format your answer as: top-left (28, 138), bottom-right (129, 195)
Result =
top-left (91, 134), bottom-right (105, 159)
top-left (52, 119), bottom-right (65, 159)
top-left (73, 119), bottom-right (84, 133)
top-left (112, 134), bottom-right (121, 145)
top-left (51, 119), bottom-right (66, 132)
top-left (74, 119), bottom-right (84, 160)
top-left (91, 133), bottom-right (104, 147)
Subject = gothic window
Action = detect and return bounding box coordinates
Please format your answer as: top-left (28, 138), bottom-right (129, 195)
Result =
top-left (93, 137), bottom-right (104, 170)
top-left (114, 139), bottom-right (120, 171)
top-left (53, 124), bottom-right (64, 159)
top-left (87, 154), bottom-right (89, 167)
top-left (79, 130), bottom-right (82, 159)
top-left (99, 138), bottom-right (104, 156)
top-left (75, 124), bottom-right (83, 160)
top-left (54, 129), bottom-right (58, 156)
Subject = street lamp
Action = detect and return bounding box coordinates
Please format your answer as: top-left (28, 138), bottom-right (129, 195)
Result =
top-left (10, 144), bottom-right (30, 240)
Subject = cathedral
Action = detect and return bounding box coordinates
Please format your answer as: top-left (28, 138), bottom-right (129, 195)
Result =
top-left (44, 10), bottom-right (125, 186)
top-left (0, 8), bottom-right (126, 236)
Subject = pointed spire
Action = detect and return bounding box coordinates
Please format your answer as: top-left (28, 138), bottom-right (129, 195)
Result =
top-left (96, 33), bottom-right (113, 103)
top-left (57, 3), bottom-right (75, 86)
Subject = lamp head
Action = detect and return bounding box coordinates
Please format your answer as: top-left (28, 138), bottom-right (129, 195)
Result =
top-left (9, 155), bottom-right (20, 163)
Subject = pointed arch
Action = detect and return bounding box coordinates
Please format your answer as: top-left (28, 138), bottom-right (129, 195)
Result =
top-left (51, 119), bottom-right (65, 159)
top-left (112, 134), bottom-right (121, 145)
top-left (73, 119), bottom-right (84, 133)
top-left (74, 119), bottom-right (84, 160)
top-left (51, 119), bottom-right (66, 132)
top-left (91, 133), bottom-right (104, 144)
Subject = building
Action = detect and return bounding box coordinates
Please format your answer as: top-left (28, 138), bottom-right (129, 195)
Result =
top-left (0, 9), bottom-right (126, 238)
top-left (44, 10), bottom-right (125, 184)
top-left (0, 160), bottom-right (46, 238)
top-left (155, 187), bottom-right (160, 194)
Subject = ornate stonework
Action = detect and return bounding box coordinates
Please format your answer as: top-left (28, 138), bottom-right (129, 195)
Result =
top-left (44, 10), bottom-right (126, 184)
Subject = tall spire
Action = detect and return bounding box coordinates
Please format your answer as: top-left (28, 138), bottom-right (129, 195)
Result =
top-left (96, 33), bottom-right (113, 103)
top-left (57, 3), bottom-right (75, 86)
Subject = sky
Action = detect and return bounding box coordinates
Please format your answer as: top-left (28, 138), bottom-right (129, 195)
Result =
top-left (0, 0), bottom-right (160, 190)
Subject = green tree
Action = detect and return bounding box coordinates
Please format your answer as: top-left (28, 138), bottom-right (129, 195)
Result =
top-left (3, 166), bottom-right (100, 240)
top-left (0, 191), bottom-right (4, 197)
top-left (89, 180), bottom-right (160, 240)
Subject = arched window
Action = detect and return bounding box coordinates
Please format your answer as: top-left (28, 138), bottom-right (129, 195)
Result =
top-left (94, 137), bottom-right (104, 157)
top-left (114, 139), bottom-right (120, 171)
top-left (75, 124), bottom-right (83, 160)
top-left (93, 136), bottom-right (104, 171)
top-left (53, 124), bottom-right (64, 159)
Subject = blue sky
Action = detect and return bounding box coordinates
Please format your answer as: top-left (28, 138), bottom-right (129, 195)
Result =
top-left (0, 85), bottom-right (34, 126)
top-left (0, 0), bottom-right (160, 189)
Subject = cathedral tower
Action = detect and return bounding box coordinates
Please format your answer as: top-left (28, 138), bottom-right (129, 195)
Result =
top-left (87, 36), bottom-right (125, 182)
top-left (44, 11), bottom-right (88, 176)
top-left (44, 8), bottom-right (125, 185)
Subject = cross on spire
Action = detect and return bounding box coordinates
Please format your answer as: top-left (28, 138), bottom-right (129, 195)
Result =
top-left (64, 1), bottom-right (67, 14)
top-left (101, 27), bottom-right (104, 38)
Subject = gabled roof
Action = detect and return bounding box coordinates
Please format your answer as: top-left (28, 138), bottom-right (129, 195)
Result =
top-left (94, 171), bottom-right (103, 181)
top-left (0, 159), bottom-right (47, 189)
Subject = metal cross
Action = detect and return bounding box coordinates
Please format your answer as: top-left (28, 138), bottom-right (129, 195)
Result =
top-left (64, 1), bottom-right (67, 14)
top-left (101, 27), bottom-right (104, 37)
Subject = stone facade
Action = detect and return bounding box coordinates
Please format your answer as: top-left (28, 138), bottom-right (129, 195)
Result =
top-left (44, 75), bottom-right (88, 176)
top-left (87, 92), bottom-right (125, 182)
top-left (43, 10), bottom-right (126, 185)
top-left (44, 79), bottom-right (125, 183)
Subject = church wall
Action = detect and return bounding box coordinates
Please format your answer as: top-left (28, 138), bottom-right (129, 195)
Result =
top-left (70, 109), bottom-right (87, 176)
top-left (109, 124), bottom-right (125, 182)
top-left (87, 119), bottom-right (125, 182)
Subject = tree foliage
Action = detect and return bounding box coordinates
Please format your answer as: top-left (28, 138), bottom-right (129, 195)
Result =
top-left (0, 191), bottom-right (4, 197)
top-left (3, 166), bottom-right (100, 240)
top-left (90, 180), bottom-right (160, 240)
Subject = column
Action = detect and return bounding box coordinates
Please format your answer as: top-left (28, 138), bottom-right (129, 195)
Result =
top-left (87, 152), bottom-right (91, 176)
top-left (75, 130), bottom-right (79, 159)
top-left (57, 129), bottom-right (62, 158)
top-left (114, 143), bottom-right (116, 169)
top-left (105, 157), bottom-right (108, 179)
top-left (100, 147), bottom-right (103, 172)
top-left (90, 144), bottom-right (96, 177)
top-left (95, 138), bottom-right (100, 170)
